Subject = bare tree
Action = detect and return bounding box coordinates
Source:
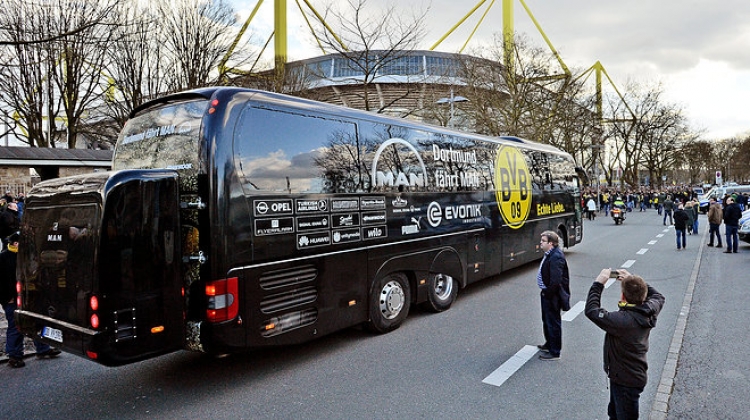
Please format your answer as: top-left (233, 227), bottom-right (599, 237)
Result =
top-left (0, 1), bottom-right (62, 148)
top-left (0, 0), bottom-right (122, 46)
top-left (48, 0), bottom-right (119, 149)
top-left (609, 81), bottom-right (694, 188)
top-left (156, 0), bottom-right (239, 91)
top-left (103, 3), bottom-right (170, 129)
top-left (458, 34), bottom-right (598, 164)
top-left (677, 140), bottom-right (714, 185)
top-left (305, 0), bottom-right (427, 113)
top-left (0, 0), bottom-right (124, 149)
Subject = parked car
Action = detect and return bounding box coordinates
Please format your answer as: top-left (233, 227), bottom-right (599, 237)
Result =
top-left (738, 210), bottom-right (750, 244)
top-left (699, 185), bottom-right (750, 213)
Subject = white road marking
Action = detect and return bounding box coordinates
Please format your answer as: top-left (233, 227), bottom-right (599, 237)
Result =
top-left (482, 253), bottom-right (644, 388)
top-left (482, 345), bottom-right (538, 387)
top-left (562, 301), bottom-right (585, 321)
top-left (656, 234), bottom-right (665, 238)
top-left (648, 240), bottom-right (658, 245)
top-left (482, 301), bottom-right (586, 387)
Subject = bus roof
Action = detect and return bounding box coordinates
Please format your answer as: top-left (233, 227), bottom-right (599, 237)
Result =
top-left (132, 87), bottom-right (573, 158)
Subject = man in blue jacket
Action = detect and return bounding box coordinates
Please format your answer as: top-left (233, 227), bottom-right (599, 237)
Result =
top-left (536, 230), bottom-right (570, 361)
top-left (585, 268), bottom-right (665, 419)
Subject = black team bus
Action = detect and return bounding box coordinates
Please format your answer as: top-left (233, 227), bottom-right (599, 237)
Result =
top-left (16, 87), bottom-right (584, 366)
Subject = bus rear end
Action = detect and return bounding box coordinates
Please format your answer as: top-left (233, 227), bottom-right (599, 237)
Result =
top-left (15, 170), bottom-right (185, 366)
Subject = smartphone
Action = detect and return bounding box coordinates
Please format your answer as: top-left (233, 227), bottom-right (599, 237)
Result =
top-left (609, 270), bottom-right (620, 278)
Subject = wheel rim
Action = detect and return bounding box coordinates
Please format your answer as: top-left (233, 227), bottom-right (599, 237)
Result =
top-left (379, 280), bottom-right (405, 319)
top-left (433, 274), bottom-right (454, 302)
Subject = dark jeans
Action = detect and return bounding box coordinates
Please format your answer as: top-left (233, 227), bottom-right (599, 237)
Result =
top-left (608, 381), bottom-right (644, 420)
top-left (726, 225), bottom-right (739, 252)
top-left (675, 228), bottom-right (686, 249)
top-left (708, 223), bottom-right (722, 245)
top-left (540, 291), bottom-right (562, 356)
top-left (2, 302), bottom-right (50, 359)
top-left (663, 209), bottom-right (672, 225)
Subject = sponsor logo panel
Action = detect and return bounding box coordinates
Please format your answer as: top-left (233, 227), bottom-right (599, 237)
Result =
top-left (255, 217), bottom-right (295, 236)
top-left (253, 199), bottom-right (294, 217)
top-left (297, 231), bottom-right (331, 249)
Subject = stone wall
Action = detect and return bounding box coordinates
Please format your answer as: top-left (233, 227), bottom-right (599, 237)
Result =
top-left (0, 166), bottom-right (31, 195)
top-left (0, 166), bottom-right (105, 195)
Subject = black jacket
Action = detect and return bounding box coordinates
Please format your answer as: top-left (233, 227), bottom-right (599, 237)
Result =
top-left (540, 246), bottom-right (570, 307)
top-left (673, 208), bottom-right (689, 230)
top-left (585, 282), bottom-right (665, 388)
top-left (723, 202), bottom-right (742, 226)
top-left (0, 209), bottom-right (18, 240)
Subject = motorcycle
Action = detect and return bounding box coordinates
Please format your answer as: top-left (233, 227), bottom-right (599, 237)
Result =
top-left (611, 206), bottom-right (626, 225)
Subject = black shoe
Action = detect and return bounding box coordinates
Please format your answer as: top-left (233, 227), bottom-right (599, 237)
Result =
top-left (537, 344), bottom-right (550, 353)
top-left (716, 244), bottom-right (723, 248)
top-left (36, 348), bottom-right (61, 359)
top-left (539, 353), bottom-right (560, 361)
top-left (708, 243), bottom-right (714, 247)
top-left (733, 251), bottom-right (738, 253)
top-left (723, 250), bottom-right (732, 253)
top-left (8, 357), bottom-right (25, 368)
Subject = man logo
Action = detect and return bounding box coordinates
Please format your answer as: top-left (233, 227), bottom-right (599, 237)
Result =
top-left (371, 138), bottom-right (428, 189)
top-left (494, 145), bottom-right (531, 229)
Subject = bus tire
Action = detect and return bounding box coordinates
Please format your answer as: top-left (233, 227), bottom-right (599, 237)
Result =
top-left (421, 273), bottom-right (457, 312)
top-left (367, 273), bottom-right (411, 333)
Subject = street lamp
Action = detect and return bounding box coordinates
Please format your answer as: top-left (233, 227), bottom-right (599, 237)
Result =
top-left (436, 88), bottom-right (469, 128)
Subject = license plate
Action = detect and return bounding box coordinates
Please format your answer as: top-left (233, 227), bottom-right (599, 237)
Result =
top-left (42, 326), bottom-right (63, 343)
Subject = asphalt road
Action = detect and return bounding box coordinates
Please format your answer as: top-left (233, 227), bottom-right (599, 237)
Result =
top-left (1, 209), bottom-right (746, 419)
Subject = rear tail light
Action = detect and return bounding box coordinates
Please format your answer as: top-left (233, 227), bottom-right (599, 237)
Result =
top-left (89, 295), bottom-right (100, 329)
top-left (206, 277), bottom-right (239, 322)
top-left (15, 281), bottom-right (21, 307)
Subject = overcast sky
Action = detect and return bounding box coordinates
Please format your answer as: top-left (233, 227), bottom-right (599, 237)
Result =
top-left (235, 0), bottom-right (750, 141)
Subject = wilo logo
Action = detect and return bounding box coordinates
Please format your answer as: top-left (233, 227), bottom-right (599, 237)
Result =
top-left (371, 138), bottom-right (428, 189)
top-left (494, 145), bottom-right (531, 229)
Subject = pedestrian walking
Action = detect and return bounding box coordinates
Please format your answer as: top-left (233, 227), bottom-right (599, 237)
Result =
top-left (673, 204), bottom-right (689, 250)
top-left (684, 201), bottom-right (697, 235)
top-left (587, 197), bottom-right (597, 221)
top-left (662, 197), bottom-right (674, 225)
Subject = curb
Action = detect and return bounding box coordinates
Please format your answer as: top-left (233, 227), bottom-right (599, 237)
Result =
top-left (648, 225), bottom-right (705, 419)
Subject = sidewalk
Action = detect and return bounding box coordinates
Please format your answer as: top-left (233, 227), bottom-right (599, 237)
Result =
top-left (0, 309), bottom-right (37, 362)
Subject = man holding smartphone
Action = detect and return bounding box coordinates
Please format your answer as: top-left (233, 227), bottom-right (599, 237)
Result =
top-left (585, 268), bottom-right (665, 419)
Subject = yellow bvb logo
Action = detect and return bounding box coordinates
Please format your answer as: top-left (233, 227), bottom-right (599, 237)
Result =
top-left (494, 145), bottom-right (531, 229)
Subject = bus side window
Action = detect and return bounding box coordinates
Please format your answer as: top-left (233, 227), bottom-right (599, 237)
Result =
top-left (234, 106), bottom-right (360, 194)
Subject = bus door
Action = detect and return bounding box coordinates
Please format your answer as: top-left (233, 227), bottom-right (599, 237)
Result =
top-left (466, 232), bottom-right (486, 283)
top-left (97, 171), bottom-right (185, 365)
top-left (18, 170), bottom-right (185, 366)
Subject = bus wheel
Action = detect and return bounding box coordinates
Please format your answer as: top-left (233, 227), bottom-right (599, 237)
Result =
top-left (421, 273), bottom-right (457, 312)
top-left (367, 273), bottom-right (411, 333)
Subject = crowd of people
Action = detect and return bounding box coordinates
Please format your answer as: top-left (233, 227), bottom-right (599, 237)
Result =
top-left (581, 186), bottom-right (710, 219)
top-left (581, 185), bottom-right (748, 253)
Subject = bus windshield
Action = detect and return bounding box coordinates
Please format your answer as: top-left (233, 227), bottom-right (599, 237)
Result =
top-left (113, 99), bottom-right (208, 174)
